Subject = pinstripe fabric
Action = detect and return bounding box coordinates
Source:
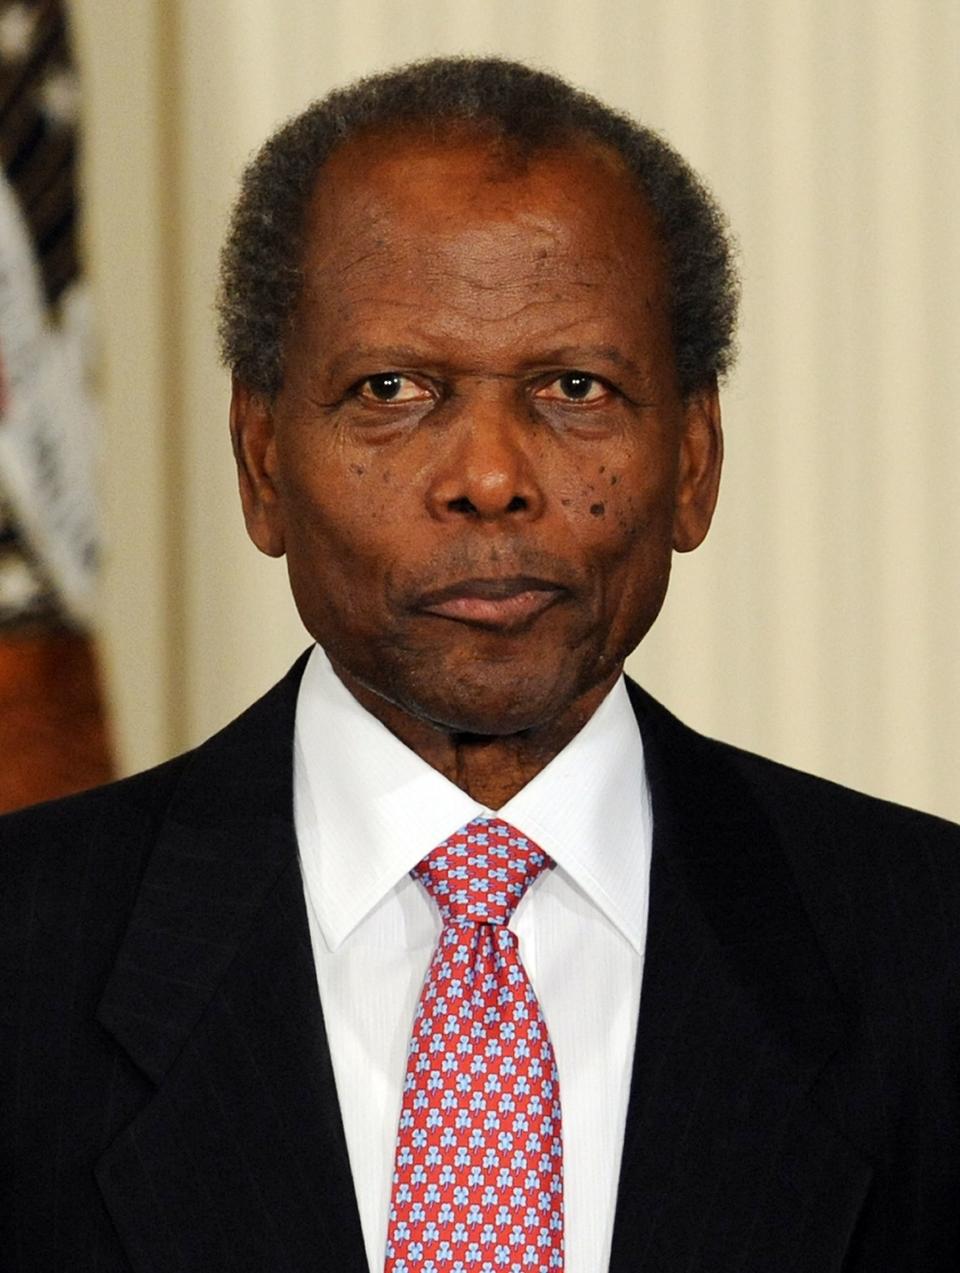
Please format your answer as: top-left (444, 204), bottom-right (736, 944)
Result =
top-left (2, 654), bottom-right (960, 1271)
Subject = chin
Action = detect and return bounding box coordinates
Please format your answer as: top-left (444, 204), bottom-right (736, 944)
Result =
top-left (394, 658), bottom-right (590, 738)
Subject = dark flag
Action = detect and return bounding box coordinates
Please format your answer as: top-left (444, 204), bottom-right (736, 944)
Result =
top-left (0, 0), bottom-right (112, 811)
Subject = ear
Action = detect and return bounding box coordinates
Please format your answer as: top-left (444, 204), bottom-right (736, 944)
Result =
top-left (672, 378), bottom-right (723, 553)
top-left (229, 377), bottom-right (286, 558)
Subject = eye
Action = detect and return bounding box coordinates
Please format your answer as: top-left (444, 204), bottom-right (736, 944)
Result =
top-left (356, 373), bottom-right (433, 403)
top-left (534, 372), bottom-right (610, 404)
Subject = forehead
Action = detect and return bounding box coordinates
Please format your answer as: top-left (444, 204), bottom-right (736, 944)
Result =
top-left (293, 126), bottom-right (673, 375)
top-left (309, 126), bottom-right (663, 272)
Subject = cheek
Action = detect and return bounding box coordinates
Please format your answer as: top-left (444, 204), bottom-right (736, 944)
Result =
top-left (278, 435), bottom-right (382, 558)
top-left (279, 450), bottom-right (434, 638)
top-left (560, 454), bottom-right (673, 556)
top-left (558, 456), bottom-right (679, 653)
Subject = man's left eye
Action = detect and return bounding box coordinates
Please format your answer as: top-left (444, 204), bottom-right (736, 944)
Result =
top-left (534, 372), bottom-right (609, 403)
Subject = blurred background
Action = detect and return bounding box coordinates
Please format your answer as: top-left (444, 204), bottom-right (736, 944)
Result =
top-left (2, 0), bottom-right (957, 820)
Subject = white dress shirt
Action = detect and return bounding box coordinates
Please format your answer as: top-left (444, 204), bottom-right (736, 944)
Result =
top-left (293, 645), bottom-right (652, 1273)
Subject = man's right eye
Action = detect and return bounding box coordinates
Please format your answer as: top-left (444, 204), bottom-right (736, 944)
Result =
top-left (356, 373), bottom-right (433, 403)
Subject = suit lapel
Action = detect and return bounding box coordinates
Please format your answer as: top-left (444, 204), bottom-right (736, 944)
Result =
top-left (609, 683), bottom-right (871, 1272)
top-left (95, 653), bottom-right (368, 1272)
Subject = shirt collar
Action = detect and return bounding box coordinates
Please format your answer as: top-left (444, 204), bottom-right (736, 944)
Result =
top-left (294, 645), bottom-right (651, 953)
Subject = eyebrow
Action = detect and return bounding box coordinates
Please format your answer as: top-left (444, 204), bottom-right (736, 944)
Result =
top-left (324, 346), bottom-right (438, 382)
top-left (524, 345), bottom-right (652, 384)
top-left (324, 343), bottom-right (657, 396)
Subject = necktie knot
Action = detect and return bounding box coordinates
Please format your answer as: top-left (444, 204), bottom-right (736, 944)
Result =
top-left (413, 816), bottom-right (552, 927)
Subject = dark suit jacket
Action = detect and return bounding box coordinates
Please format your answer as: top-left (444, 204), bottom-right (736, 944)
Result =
top-left (2, 652), bottom-right (960, 1271)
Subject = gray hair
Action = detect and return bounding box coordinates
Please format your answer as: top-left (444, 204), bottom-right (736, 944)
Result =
top-left (218, 56), bottom-right (739, 399)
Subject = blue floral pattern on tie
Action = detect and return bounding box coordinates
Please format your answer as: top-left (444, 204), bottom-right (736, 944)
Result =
top-left (384, 818), bottom-right (564, 1272)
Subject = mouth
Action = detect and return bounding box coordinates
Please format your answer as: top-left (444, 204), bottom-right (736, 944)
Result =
top-left (415, 575), bottom-right (567, 630)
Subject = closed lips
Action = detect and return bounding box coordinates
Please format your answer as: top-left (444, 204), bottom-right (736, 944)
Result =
top-left (416, 577), bottom-right (566, 627)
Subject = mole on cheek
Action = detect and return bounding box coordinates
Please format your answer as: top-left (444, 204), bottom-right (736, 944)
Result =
top-left (610, 474), bottom-right (619, 486)
top-left (589, 502), bottom-right (605, 518)
top-left (349, 463), bottom-right (366, 476)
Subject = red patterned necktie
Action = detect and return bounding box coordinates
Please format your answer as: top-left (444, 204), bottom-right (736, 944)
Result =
top-left (384, 816), bottom-right (565, 1272)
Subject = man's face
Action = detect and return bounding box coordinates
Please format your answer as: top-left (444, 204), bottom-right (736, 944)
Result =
top-left (233, 128), bottom-right (721, 739)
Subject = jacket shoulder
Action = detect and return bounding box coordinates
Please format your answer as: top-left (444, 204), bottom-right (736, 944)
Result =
top-left (717, 733), bottom-right (960, 856)
top-left (626, 677), bottom-right (960, 984)
top-left (0, 652), bottom-right (309, 954)
top-left (0, 754), bottom-right (194, 943)
top-left (686, 727), bottom-right (960, 1005)
top-left (627, 675), bottom-right (959, 850)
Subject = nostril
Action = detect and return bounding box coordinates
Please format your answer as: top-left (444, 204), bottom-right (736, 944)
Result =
top-left (445, 494), bottom-right (528, 516)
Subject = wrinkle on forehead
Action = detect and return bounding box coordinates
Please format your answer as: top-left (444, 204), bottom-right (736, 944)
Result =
top-left (314, 226), bottom-right (633, 331)
top-left (325, 217), bottom-right (572, 280)
top-left (321, 282), bottom-right (631, 349)
top-left (306, 133), bottom-right (660, 285)
top-left (290, 130), bottom-right (676, 389)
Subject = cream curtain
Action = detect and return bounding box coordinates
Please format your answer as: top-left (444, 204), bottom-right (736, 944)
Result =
top-left (71, 0), bottom-right (960, 821)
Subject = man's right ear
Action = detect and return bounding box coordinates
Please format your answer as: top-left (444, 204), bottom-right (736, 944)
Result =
top-left (229, 377), bottom-right (286, 558)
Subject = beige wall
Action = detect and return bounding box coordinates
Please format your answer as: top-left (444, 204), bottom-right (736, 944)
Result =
top-left (71, 0), bottom-right (960, 821)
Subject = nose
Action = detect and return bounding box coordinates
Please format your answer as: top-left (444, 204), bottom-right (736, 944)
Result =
top-left (425, 398), bottom-right (546, 523)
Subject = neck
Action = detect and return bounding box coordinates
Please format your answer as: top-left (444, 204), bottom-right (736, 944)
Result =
top-left (329, 661), bottom-right (619, 807)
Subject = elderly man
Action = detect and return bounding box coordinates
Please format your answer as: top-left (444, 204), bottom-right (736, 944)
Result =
top-left (2, 57), bottom-right (959, 1273)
